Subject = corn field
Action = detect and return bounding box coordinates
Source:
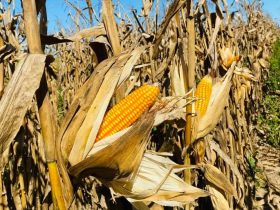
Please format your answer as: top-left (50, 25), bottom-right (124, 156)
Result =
top-left (0, 0), bottom-right (279, 209)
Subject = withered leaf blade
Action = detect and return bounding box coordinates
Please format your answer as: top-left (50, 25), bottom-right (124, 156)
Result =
top-left (67, 24), bottom-right (106, 41)
top-left (208, 140), bottom-right (245, 194)
top-left (204, 163), bottom-right (238, 199)
top-left (0, 54), bottom-right (46, 155)
top-left (40, 24), bottom-right (106, 45)
top-left (69, 111), bottom-right (155, 180)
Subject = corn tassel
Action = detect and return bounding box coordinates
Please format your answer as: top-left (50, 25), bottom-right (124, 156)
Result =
top-left (195, 75), bottom-right (213, 118)
top-left (95, 84), bottom-right (160, 142)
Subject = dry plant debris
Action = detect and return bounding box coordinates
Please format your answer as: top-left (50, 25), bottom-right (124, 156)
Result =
top-left (0, 0), bottom-right (279, 209)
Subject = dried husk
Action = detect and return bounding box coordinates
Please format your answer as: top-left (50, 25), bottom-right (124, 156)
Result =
top-left (204, 163), bottom-right (238, 199)
top-left (196, 63), bottom-right (235, 139)
top-left (109, 152), bottom-right (209, 206)
top-left (58, 56), bottom-right (118, 162)
top-left (208, 184), bottom-right (230, 210)
top-left (60, 47), bottom-right (146, 164)
top-left (68, 54), bottom-right (128, 165)
top-left (69, 111), bottom-right (155, 179)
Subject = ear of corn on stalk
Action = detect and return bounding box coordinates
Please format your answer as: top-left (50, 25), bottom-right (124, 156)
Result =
top-left (195, 75), bottom-right (213, 118)
top-left (193, 75), bottom-right (213, 162)
top-left (220, 47), bottom-right (241, 68)
top-left (95, 84), bottom-right (160, 142)
top-left (197, 67), bottom-right (234, 139)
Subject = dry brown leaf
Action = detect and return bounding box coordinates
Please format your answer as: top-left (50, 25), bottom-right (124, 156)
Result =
top-left (204, 163), bottom-right (238, 199)
top-left (207, 15), bottom-right (222, 55)
top-left (0, 54), bottom-right (46, 155)
top-left (209, 140), bottom-right (245, 203)
top-left (68, 24), bottom-right (106, 41)
top-left (41, 25), bottom-right (107, 45)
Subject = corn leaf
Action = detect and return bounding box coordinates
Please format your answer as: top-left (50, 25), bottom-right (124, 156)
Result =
top-left (0, 54), bottom-right (46, 155)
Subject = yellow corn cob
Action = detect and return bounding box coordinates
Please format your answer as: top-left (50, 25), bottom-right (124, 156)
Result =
top-left (95, 84), bottom-right (160, 142)
top-left (195, 75), bottom-right (212, 117)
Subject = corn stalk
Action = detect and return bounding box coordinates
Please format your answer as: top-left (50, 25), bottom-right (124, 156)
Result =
top-left (22, 0), bottom-right (66, 209)
top-left (184, 0), bottom-right (196, 201)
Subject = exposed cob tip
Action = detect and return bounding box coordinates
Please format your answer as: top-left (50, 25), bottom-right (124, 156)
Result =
top-left (95, 84), bottom-right (160, 142)
top-left (220, 47), bottom-right (241, 68)
top-left (195, 75), bottom-right (213, 118)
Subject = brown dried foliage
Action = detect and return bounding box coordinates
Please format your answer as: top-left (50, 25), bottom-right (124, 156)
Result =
top-left (0, 0), bottom-right (279, 209)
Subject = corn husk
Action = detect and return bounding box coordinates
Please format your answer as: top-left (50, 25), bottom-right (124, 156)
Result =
top-left (69, 111), bottom-right (155, 179)
top-left (58, 55), bottom-right (119, 162)
top-left (196, 63), bottom-right (235, 139)
top-left (234, 67), bottom-right (258, 81)
top-left (204, 163), bottom-right (238, 199)
top-left (64, 47), bottom-right (147, 165)
top-left (69, 106), bottom-right (208, 207)
top-left (219, 47), bottom-right (241, 69)
top-left (109, 152), bottom-right (209, 206)
top-left (208, 184), bottom-right (230, 210)
top-left (68, 54), bottom-right (127, 165)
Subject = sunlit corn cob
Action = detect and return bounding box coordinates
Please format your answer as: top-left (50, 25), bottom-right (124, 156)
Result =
top-left (95, 84), bottom-right (160, 142)
top-left (195, 75), bottom-right (213, 117)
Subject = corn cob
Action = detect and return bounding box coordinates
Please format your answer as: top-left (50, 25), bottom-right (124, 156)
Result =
top-left (195, 75), bottom-right (212, 117)
top-left (95, 84), bottom-right (160, 142)
top-left (220, 47), bottom-right (241, 68)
